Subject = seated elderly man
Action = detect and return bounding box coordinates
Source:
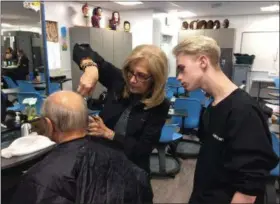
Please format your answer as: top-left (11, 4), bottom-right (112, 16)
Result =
top-left (11, 91), bottom-right (153, 204)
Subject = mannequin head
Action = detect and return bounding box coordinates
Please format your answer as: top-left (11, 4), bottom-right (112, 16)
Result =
top-left (182, 21), bottom-right (188, 29)
top-left (124, 21), bottom-right (130, 32)
top-left (111, 11), bottom-right (120, 23)
top-left (82, 3), bottom-right (89, 17)
top-left (223, 19), bottom-right (229, 28)
top-left (93, 7), bottom-right (102, 16)
top-left (213, 20), bottom-right (220, 29)
top-left (190, 20), bottom-right (198, 29)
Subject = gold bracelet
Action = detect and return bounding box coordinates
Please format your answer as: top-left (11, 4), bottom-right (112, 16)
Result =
top-left (80, 58), bottom-right (93, 66)
top-left (80, 60), bottom-right (97, 72)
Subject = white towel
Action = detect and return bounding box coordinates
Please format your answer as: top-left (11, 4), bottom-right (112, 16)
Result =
top-left (1, 132), bottom-right (56, 158)
top-left (266, 104), bottom-right (280, 113)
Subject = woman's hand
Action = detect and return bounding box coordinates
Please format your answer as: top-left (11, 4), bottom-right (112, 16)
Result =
top-left (73, 44), bottom-right (99, 96)
top-left (77, 59), bottom-right (99, 96)
top-left (88, 115), bottom-right (115, 140)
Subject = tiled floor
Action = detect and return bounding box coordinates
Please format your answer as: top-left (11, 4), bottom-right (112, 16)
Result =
top-left (151, 158), bottom-right (280, 204)
top-left (151, 158), bottom-right (197, 203)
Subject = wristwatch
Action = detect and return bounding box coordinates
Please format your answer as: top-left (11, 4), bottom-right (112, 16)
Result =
top-left (80, 60), bottom-right (97, 72)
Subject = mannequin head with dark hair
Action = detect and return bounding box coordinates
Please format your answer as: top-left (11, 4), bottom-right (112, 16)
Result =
top-left (91, 7), bottom-right (102, 28)
top-left (111, 11), bottom-right (120, 23)
top-left (223, 19), bottom-right (229, 28)
top-left (109, 11), bottom-right (120, 30)
top-left (93, 7), bottom-right (102, 16)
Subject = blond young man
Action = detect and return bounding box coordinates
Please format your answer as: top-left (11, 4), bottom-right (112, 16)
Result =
top-left (173, 35), bottom-right (278, 204)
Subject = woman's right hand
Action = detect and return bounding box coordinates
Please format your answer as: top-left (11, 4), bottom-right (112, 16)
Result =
top-left (73, 44), bottom-right (100, 96)
top-left (77, 61), bottom-right (99, 96)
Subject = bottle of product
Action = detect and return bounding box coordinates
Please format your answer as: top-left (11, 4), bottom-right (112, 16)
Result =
top-left (21, 123), bottom-right (31, 136)
top-left (27, 105), bottom-right (35, 121)
top-left (30, 104), bottom-right (37, 119)
top-left (15, 112), bottom-right (21, 127)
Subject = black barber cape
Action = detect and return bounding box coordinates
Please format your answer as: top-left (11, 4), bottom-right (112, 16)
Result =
top-left (11, 136), bottom-right (153, 204)
top-left (189, 88), bottom-right (279, 204)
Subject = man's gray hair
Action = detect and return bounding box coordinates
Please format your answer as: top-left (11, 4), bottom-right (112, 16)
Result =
top-left (41, 96), bottom-right (88, 132)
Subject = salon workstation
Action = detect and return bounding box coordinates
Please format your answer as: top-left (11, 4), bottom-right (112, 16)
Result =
top-left (1, 1), bottom-right (279, 204)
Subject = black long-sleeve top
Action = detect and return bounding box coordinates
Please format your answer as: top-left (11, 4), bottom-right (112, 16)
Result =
top-left (190, 88), bottom-right (279, 203)
top-left (79, 49), bottom-right (169, 173)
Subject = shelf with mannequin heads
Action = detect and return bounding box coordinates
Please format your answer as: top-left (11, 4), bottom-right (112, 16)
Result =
top-left (181, 19), bottom-right (230, 30)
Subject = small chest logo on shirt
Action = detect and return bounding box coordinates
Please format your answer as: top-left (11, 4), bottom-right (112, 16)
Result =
top-left (212, 133), bottom-right (224, 142)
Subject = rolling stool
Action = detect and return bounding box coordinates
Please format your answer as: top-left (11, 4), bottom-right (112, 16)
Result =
top-left (150, 124), bottom-right (182, 178)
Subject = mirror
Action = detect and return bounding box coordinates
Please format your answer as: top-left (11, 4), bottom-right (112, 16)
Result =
top-left (1, 1), bottom-right (48, 94)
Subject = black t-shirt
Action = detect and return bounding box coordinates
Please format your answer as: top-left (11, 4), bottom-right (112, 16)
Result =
top-left (189, 88), bottom-right (279, 204)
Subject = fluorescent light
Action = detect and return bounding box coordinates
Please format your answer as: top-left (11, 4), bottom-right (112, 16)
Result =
top-left (1, 23), bottom-right (14, 28)
top-left (153, 10), bottom-right (197, 19)
top-left (261, 4), bottom-right (279, 12)
top-left (114, 1), bottom-right (143, 6)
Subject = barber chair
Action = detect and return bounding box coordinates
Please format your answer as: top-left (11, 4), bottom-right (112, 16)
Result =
top-left (2, 76), bottom-right (18, 88)
top-left (150, 124), bottom-right (182, 178)
top-left (165, 88), bottom-right (174, 101)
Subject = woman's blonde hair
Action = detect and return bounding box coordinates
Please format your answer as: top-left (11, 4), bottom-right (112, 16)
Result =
top-left (122, 44), bottom-right (168, 109)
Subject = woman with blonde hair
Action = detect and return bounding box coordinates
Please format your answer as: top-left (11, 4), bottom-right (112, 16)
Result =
top-left (73, 44), bottom-right (169, 177)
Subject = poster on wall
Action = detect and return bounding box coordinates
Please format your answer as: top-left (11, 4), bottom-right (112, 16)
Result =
top-left (46, 21), bottom-right (59, 43)
top-left (60, 26), bottom-right (68, 51)
top-left (47, 42), bottom-right (61, 70)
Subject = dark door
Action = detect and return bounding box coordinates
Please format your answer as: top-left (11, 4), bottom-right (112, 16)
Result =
top-left (220, 48), bottom-right (233, 80)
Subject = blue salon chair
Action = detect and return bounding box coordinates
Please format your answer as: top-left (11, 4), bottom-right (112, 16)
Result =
top-left (150, 124), bottom-right (183, 177)
top-left (171, 98), bottom-right (202, 159)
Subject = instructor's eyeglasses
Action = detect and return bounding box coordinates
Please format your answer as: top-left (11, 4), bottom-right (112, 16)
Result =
top-left (127, 70), bottom-right (152, 83)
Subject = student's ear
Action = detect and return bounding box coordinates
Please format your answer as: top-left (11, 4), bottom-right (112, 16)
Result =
top-left (44, 117), bottom-right (54, 139)
top-left (199, 55), bottom-right (207, 70)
